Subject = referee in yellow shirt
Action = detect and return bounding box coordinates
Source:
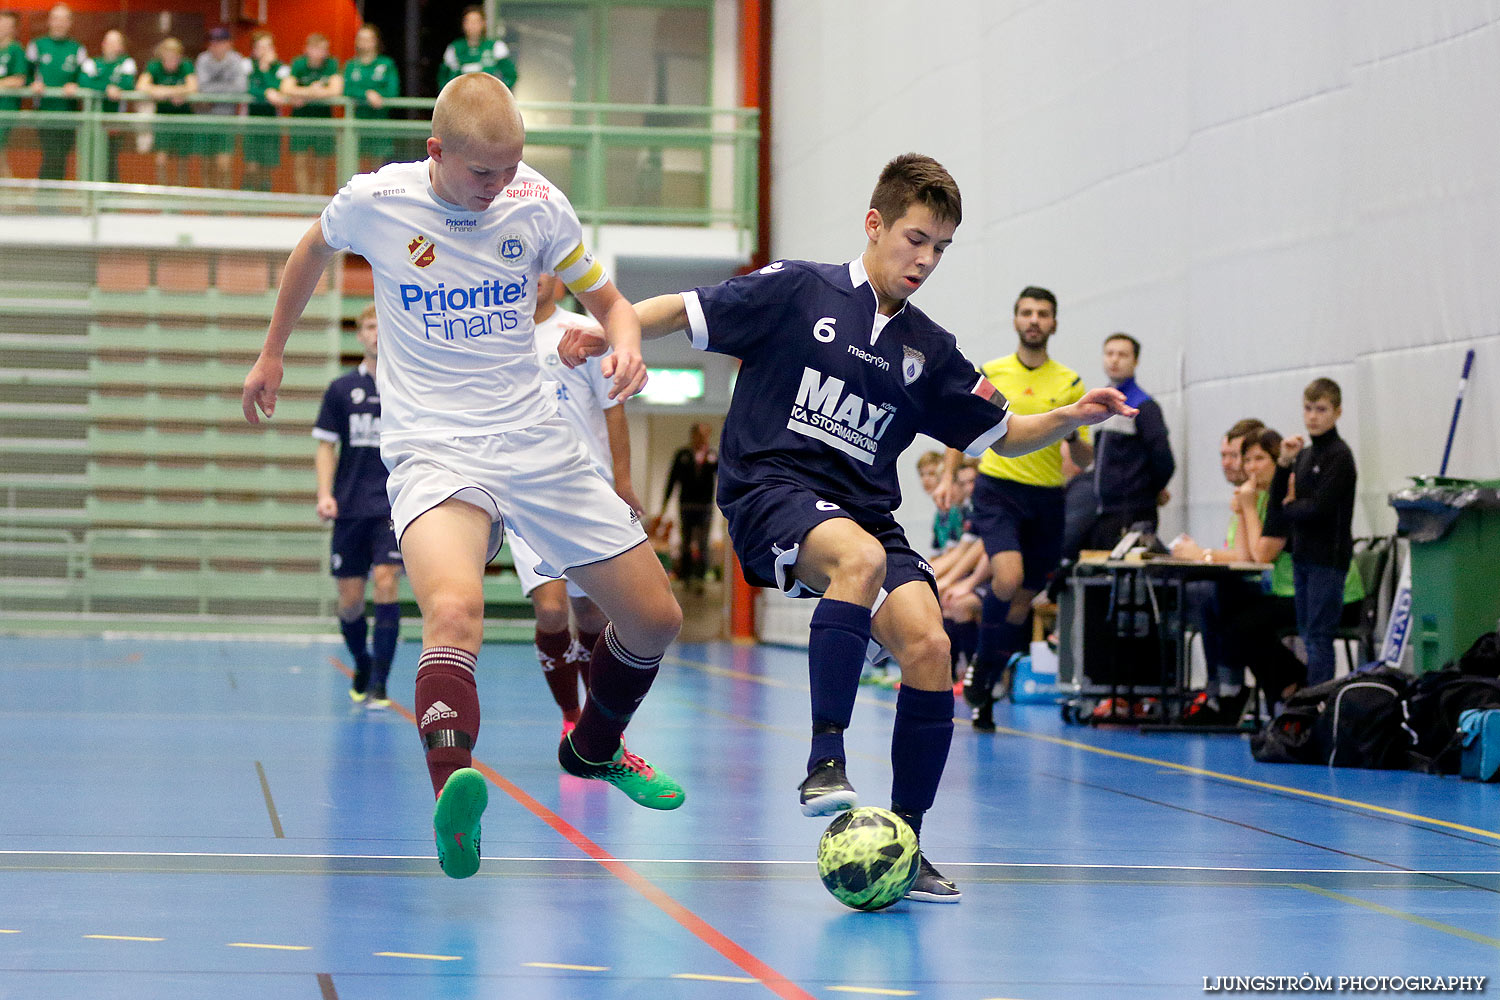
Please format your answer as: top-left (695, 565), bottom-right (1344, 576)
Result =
top-left (943, 286), bottom-right (1090, 729)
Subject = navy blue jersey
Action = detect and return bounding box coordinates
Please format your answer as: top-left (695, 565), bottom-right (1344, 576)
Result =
top-left (685, 258), bottom-right (1010, 519)
top-left (312, 364), bottom-right (392, 520)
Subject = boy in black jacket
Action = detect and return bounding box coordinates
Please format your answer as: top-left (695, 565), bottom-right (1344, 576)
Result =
top-left (1266, 378), bottom-right (1356, 686)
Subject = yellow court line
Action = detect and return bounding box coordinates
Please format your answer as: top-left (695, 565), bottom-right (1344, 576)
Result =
top-left (989, 724), bottom-right (1500, 843)
top-left (375, 951), bottom-right (462, 961)
top-left (523, 961), bottom-right (610, 971)
top-left (227, 942), bottom-right (312, 951)
top-left (828, 987), bottom-right (917, 997)
top-left (672, 973), bottom-right (761, 983)
top-left (1292, 884), bottom-right (1500, 950)
top-left (84, 934), bottom-right (163, 942)
top-left (0, 930), bottom-right (19, 934)
top-left (664, 653), bottom-right (1500, 843)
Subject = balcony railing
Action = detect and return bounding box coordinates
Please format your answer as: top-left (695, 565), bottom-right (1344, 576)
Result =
top-left (0, 89), bottom-right (760, 233)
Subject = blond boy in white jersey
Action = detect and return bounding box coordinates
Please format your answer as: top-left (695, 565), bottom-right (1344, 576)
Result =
top-left (242, 74), bottom-right (683, 882)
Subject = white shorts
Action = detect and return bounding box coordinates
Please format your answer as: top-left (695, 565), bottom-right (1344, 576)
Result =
top-left (383, 415), bottom-right (646, 578)
top-left (509, 531), bottom-right (587, 599)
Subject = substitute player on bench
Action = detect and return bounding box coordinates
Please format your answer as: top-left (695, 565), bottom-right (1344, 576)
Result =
top-left (244, 73), bottom-right (684, 883)
top-left (565, 153), bottom-right (1133, 901)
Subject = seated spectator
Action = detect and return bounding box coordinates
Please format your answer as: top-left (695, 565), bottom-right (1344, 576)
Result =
top-left (933, 461), bottom-right (986, 684)
top-left (242, 30), bottom-right (287, 192)
top-left (1078, 332), bottom-right (1175, 550)
top-left (80, 29), bottom-right (136, 183)
top-left (345, 24), bottom-right (400, 172)
top-left (1216, 427), bottom-right (1364, 713)
top-left (1265, 377), bottom-right (1360, 688)
top-left (1171, 417), bottom-right (1264, 720)
top-left (438, 5), bottom-right (517, 91)
top-left (137, 37), bottom-right (196, 187)
top-left (194, 26), bottom-right (247, 189)
top-left (0, 11), bottom-right (28, 178)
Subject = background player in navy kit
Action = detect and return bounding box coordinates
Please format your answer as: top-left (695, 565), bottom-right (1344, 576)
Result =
top-left (313, 305), bottom-right (402, 706)
top-left (243, 74), bottom-right (684, 883)
top-left (569, 154), bottom-right (1133, 902)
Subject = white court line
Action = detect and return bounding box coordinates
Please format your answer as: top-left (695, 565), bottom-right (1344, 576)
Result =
top-left (0, 850), bottom-right (1495, 875)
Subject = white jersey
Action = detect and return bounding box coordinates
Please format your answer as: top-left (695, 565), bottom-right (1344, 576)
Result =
top-left (319, 159), bottom-right (608, 443)
top-left (534, 305), bottom-right (617, 483)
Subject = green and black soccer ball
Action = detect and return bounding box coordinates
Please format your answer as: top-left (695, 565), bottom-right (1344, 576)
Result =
top-left (816, 806), bottom-right (920, 910)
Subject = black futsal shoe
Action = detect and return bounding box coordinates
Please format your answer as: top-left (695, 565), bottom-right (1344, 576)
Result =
top-left (798, 757), bottom-right (858, 817)
top-left (904, 854), bottom-right (962, 903)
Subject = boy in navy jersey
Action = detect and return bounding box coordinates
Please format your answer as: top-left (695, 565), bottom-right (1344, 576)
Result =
top-left (565, 154), bottom-right (1133, 901)
top-left (313, 305), bottom-right (403, 706)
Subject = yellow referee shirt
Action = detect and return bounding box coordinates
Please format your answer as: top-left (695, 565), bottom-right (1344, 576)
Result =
top-left (975, 354), bottom-right (1088, 487)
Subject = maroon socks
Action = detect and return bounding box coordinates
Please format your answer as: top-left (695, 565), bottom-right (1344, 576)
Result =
top-left (414, 646), bottom-right (480, 798)
top-left (535, 627), bottom-right (581, 722)
top-left (570, 623), bottom-right (661, 762)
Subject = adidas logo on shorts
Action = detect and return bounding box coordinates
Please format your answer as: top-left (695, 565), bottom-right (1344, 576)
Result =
top-left (420, 701), bottom-right (459, 728)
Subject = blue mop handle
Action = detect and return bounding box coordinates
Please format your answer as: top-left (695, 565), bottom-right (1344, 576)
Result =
top-left (1439, 349), bottom-right (1476, 477)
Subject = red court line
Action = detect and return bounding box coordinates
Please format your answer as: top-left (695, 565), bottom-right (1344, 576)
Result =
top-left (329, 656), bottom-right (816, 1000)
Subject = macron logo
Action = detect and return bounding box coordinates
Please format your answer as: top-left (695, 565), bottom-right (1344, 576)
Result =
top-left (421, 701), bottom-right (459, 728)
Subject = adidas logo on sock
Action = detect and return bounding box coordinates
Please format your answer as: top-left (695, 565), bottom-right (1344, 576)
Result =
top-left (420, 701), bottom-right (459, 728)
top-left (538, 653), bottom-right (557, 672)
top-left (564, 641), bottom-right (590, 665)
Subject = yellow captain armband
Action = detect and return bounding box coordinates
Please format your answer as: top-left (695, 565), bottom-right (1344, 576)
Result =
top-left (557, 241), bottom-right (606, 295)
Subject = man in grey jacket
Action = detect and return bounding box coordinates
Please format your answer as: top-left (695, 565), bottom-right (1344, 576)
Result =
top-left (195, 26), bottom-right (248, 189)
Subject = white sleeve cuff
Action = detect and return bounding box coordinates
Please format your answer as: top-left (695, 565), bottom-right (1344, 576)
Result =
top-left (683, 290), bottom-right (709, 351)
top-left (311, 428), bottom-right (339, 442)
top-left (963, 413), bottom-right (1011, 458)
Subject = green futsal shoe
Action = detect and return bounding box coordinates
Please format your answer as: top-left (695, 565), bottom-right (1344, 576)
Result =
top-left (558, 734), bottom-right (685, 810)
top-left (433, 768), bottom-right (487, 879)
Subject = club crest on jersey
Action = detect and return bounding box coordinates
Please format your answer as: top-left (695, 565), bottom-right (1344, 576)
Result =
top-left (407, 235), bottom-right (436, 268)
top-left (902, 346), bottom-right (925, 385)
top-left (350, 387), bottom-right (366, 404)
top-left (497, 232), bottom-right (529, 264)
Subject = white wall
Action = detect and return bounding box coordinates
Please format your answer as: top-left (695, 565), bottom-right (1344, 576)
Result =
top-left (771, 0), bottom-right (1500, 549)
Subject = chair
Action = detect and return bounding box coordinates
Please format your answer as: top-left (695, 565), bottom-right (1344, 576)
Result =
top-left (155, 255), bottom-right (211, 294)
top-left (1333, 537), bottom-right (1396, 674)
top-left (94, 256), bottom-right (150, 294)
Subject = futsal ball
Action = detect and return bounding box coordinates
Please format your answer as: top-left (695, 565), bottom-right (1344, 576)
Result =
top-left (816, 807), bottom-right (920, 911)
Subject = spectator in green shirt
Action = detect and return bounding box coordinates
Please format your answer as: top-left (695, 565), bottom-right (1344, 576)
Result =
top-left (0, 11), bottom-right (29, 178)
top-left (80, 28), bottom-right (136, 182)
top-left (137, 36), bottom-right (196, 187)
top-left (243, 29), bottom-right (287, 192)
top-left (27, 3), bottom-right (85, 180)
top-left (438, 5), bottom-right (517, 92)
top-left (346, 23), bottom-right (401, 172)
top-left (281, 32), bottom-right (341, 194)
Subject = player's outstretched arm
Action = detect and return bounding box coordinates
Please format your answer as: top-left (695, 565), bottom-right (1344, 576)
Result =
top-left (634, 294), bottom-right (688, 339)
top-left (558, 292), bottom-right (688, 370)
top-left (993, 386), bottom-right (1135, 458)
top-left (242, 220), bottom-right (340, 423)
top-left (576, 281), bottom-right (648, 401)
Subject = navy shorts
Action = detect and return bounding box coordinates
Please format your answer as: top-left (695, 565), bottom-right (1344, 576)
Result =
top-left (969, 475), bottom-right (1064, 592)
top-left (330, 516), bottom-right (403, 578)
top-left (720, 482), bottom-right (935, 604)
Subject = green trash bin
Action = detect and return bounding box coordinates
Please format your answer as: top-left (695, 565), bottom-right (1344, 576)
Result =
top-left (1390, 477), bottom-right (1500, 673)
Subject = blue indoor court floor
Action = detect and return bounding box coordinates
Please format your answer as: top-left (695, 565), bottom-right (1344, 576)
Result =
top-left (1, 634), bottom-right (1497, 1000)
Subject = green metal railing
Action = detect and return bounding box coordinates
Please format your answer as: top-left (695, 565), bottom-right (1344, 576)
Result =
top-left (0, 89), bottom-right (760, 232)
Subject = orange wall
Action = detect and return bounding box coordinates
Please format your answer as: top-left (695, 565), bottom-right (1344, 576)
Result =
top-left (248, 0), bottom-right (361, 63)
